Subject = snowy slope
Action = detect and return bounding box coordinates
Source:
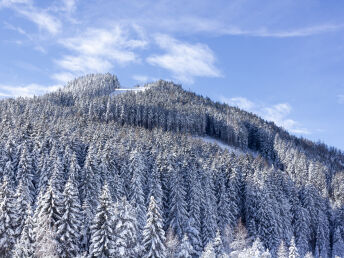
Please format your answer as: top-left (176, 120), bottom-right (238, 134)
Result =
top-left (197, 136), bottom-right (257, 157)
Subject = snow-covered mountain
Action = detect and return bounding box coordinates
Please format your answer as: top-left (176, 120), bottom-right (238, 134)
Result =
top-left (0, 73), bottom-right (343, 257)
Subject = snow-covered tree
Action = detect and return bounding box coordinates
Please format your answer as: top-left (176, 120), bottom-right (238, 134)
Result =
top-left (143, 196), bottom-right (166, 258)
top-left (332, 227), bottom-right (344, 258)
top-left (176, 234), bottom-right (194, 258)
top-left (0, 176), bottom-right (16, 257)
top-left (89, 183), bottom-right (116, 257)
top-left (13, 207), bottom-right (35, 258)
top-left (213, 230), bottom-right (225, 257)
top-left (201, 242), bottom-right (215, 258)
top-left (277, 240), bottom-right (288, 258)
top-left (114, 197), bottom-right (141, 257)
top-left (288, 236), bottom-right (299, 258)
top-left (56, 175), bottom-right (83, 257)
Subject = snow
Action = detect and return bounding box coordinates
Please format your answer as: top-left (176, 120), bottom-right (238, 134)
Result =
top-left (196, 136), bottom-right (257, 157)
top-left (110, 83), bottom-right (156, 96)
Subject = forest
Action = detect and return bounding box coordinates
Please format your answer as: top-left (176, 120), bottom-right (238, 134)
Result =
top-left (0, 73), bottom-right (343, 257)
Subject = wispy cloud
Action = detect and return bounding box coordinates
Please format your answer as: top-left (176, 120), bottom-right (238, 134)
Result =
top-left (222, 97), bottom-right (255, 110)
top-left (1, 0), bottom-right (61, 35)
top-left (147, 34), bottom-right (221, 83)
top-left (54, 25), bottom-right (147, 80)
top-left (220, 24), bottom-right (344, 38)
top-left (0, 83), bottom-right (61, 97)
top-left (221, 96), bottom-right (310, 135)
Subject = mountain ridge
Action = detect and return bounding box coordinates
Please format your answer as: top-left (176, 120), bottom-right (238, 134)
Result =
top-left (0, 73), bottom-right (343, 257)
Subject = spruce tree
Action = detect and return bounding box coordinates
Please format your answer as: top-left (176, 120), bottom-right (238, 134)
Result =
top-left (56, 175), bottom-right (83, 257)
top-left (114, 197), bottom-right (141, 257)
top-left (288, 236), bottom-right (299, 258)
top-left (176, 234), bottom-right (194, 258)
top-left (277, 241), bottom-right (288, 258)
top-left (143, 196), bottom-right (166, 258)
top-left (13, 207), bottom-right (35, 258)
top-left (89, 183), bottom-right (116, 257)
top-left (0, 176), bottom-right (16, 257)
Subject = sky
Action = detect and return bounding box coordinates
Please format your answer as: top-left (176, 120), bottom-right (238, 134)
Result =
top-left (0, 0), bottom-right (343, 150)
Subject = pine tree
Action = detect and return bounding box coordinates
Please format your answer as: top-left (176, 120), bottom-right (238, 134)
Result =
top-left (201, 242), bottom-right (215, 258)
top-left (34, 177), bottom-right (63, 256)
top-left (143, 196), bottom-right (166, 258)
top-left (277, 241), bottom-right (288, 258)
top-left (165, 227), bottom-right (179, 257)
top-left (129, 150), bottom-right (146, 239)
top-left (13, 207), bottom-right (35, 258)
top-left (56, 175), bottom-right (83, 257)
top-left (288, 236), bottom-right (299, 258)
top-left (230, 219), bottom-right (248, 256)
top-left (213, 230), bottom-right (225, 257)
top-left (89, 183), bottom-right (116, 257)
top-left (14, 178), bottom-right (31, 238)
top-left (0, 176), bottom-right (16, 257)
top-left (304, 252), bottom-right (313, 258)
top-left (114, 197), bottom-right (141, 257)
top-left (167, 161), bottom-right (188, 240)
top-left (185, 217), bottom-right (202, 257)
top-left (16, 145), bottom-right (36, 204)
top-left (176, 234), bottom-right (194, 258)
top-left (332, 227), bottom-right (344, 258)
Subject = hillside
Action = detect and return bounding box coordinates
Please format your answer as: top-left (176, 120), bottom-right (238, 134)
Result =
top-left (0, 73), bottom-right (343, 257)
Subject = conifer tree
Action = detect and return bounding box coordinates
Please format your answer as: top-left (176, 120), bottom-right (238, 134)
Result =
top-left (277, 241), bottom-right (288, 258)
top-left (13, 207), bottom-right (35, 258)
top-left (143, 196), bottom-right (166, 258)
top-left (89, 183), bottom-right (116, 257)
top-left (56, 176), bottom-right (83, 257)
top-left (168, 162), bottom-right (188, 239)
top-left (176, 234), bottom-right (194, 258)
top-left (17, 145), bottom-right (36, 204)
top-left (288, 236), bottom-right (299, 258)
top-left (34, 177), bottom-right (63, 256)
top-left (14, 178), bottom-right (31, 238)
top-left (114, 197), bottom-right (141, 257)
top-left (129, 150), bottom-right (146, 238)
top-left (213, 230), bottom-right (225, 257)
top-left (0, 176), bottom-right (16, 257)
top-left (332, 227), bottom-right (344, 258)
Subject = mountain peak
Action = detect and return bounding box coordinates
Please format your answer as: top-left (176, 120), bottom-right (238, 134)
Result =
top-left (62, 73), bottom-right (120, 97)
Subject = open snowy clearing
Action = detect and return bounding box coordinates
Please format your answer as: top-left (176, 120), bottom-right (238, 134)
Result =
top-left (197, 136), bottom-right (258, 157)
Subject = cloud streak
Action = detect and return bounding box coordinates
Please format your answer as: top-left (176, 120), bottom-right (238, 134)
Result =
top-left (221, 96), bottom-right (310, 135)
top-left (147, 34), bottom-right (221, 83)
top-left (0, 83), bottom-right (61, 97)
top-left (1, 0), bottom-right (62, 35)
top-left (54, 26), bottom-right (147, 78)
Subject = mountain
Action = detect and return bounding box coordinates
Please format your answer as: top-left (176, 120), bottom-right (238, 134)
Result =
top-left (0, 73), bottom-right (343, 257)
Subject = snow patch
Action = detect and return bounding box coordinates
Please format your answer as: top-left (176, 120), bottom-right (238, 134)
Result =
top-left (110, 85), bottom-right (152, 96)
top-left (197, 136), bottom-right (257, 157)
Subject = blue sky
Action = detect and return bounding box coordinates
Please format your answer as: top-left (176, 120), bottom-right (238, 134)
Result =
top-left (0, 0), bottom-right (344, 150)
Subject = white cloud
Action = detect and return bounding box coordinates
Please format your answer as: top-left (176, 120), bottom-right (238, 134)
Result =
top-left (220, 24), bottom-right (344, 38)
top-left (0, 83), bottom-right (61, 97)
top-left (17, 8), bottom-right (61, 35)
top-left (221, 96), bottom-right (310, 135)
top-left (1, 0), bottom-right (61, 35)
top-left (338, 94), bottom-right (344, 104)
top-left (176, 17), bottom-right (344, 38)
top-left (147, 34), bottom-right (221, 83)
top-left (1, 0), bottom-right (62, 35)
top-left (221, 97), bottom-right (255, 110)
top-left (51, 72), bottom-right (75, 84)
top-left (54, 25), bottom-right (147, 79)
